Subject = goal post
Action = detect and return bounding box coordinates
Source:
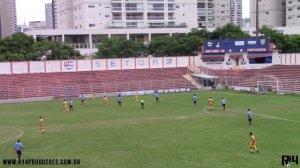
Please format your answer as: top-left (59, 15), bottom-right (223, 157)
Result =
top-left (256, 80), bottom-right (279, 94)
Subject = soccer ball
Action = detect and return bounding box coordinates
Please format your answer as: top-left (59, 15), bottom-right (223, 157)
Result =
top-left (286, 163), bottom-right (290, 168)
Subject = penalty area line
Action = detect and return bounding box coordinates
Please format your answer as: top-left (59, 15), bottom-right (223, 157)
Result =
top-left (253, 113), bottom-right (300, 123)
top-left (0, 126), bottom-right (24, 144)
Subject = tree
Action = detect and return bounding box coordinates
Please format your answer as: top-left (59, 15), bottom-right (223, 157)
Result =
top-left (259, 26), bottom-right (300, 53)
top-left (148, 35), bottom-right (203, 56)
top-left (0, 33), bottom-right (82, 61)
top-left (210, 23), bottom-right (250, 39)
top-left (189, 28), bottom-right (211, 39)
top-left (96, 37), bottom-right (146, 58)
top-left (0, 33), bottom-right (34, 61)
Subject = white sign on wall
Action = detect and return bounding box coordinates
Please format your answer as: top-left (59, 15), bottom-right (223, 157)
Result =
top-left (12, 62), bottom-right (28, 74)
top-left (149, 58), bottom-right (163, 68)
top-left (46, 61), bottom-right (61, 73)
top-left (163, 57), bottom-right (176, 68)
top-left (136, 58), bottom-right (149, 69)
top-left (0, 62), bottom-right (11, 74)
top-left (62, 60), bottom-right (77, 72)
top-left (92, 59), bottom-right (107, 71)
top-left (0, 56), bottom-right (198, 75)
top-left (177, 57), bottom-right (189, 67)
top-left (30, 61), bottom-right (45, 73)
top-left (107, 59), bottom-right (121, 70)
top-left (121, 58), bottom-right (135, 70)
top-left (78, 60), bottom-right (92, 71)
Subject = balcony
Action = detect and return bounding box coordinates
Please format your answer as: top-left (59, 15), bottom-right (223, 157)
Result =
top-left (168, 16), bottom-right (175, 20)
top-left (126, 16), bottom-right (144, 20)
top-left (113, 16), bottom-right (122, 20)
top-left (147, 7), bottom-right (164, 11)
top-left (126, 7), bottom-right (144, 11)
top-left (147, 16), bottom-right (164, 20)
top-left (125, 0), bottom-right (143, 2)
top-left (112, 7), bottom-right (122, 11)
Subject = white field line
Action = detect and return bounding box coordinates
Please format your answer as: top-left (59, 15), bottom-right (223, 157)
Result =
top-left (0, 126), bottom-right (24, 143)
top-left (202, 107), bottom-right (300, 123)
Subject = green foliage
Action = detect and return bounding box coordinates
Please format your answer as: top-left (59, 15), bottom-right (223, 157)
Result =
top-left (210, 23), bottom-right (250, 39)
top-left (0, 33), bottom-right (34, 61)
top-left (0, 33), bottom-right (81, 61)
top-left (148, 35), bottom-right (202, 56)
top-left (259, 25), bottom-right (300, 53)
top-left (96, 37), bottom-right (146, 58)
top-left (30, 40), bottom-right (82, 60)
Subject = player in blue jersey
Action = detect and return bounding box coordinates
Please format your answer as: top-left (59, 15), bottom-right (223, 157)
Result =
top-left (193, 94), bottom-right (198, 106)
top-left (117, 94), bottom-right (122, 107)
top-left (221, 97), bottom-right (226, 111)
top-left (247, 109), bottom-right (253, 125)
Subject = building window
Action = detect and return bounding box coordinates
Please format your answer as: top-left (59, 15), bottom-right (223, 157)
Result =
top-left (89, 24), bottom-right (95, 27)
top-left (288, 8), bottom-right (292, 11)
top-left (266, 12), bottom-right (269, 15)
top-left (105, 15), bottom-right (110, 17)
top-left (88, 5), bottom-right (95, 8)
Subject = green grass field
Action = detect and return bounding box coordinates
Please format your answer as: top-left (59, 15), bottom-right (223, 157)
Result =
top-left (0, 90), bottom-right (299, 168)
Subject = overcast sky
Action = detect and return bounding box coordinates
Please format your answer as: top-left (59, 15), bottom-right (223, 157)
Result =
top-left (16, 0), bottom-right (250, 25)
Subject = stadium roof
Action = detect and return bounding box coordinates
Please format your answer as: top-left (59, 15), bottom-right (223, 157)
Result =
top-left (192, 73), bottom-right (218, 79)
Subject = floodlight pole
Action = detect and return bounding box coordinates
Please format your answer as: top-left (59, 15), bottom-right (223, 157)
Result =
top-left (256, 0), bottom-right (259, 37)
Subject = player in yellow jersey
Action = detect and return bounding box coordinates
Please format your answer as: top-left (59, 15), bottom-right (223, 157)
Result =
top-left (63, 99), bottom-right (69, 112)
top-left (134, 93), bottom-right (139, 103)
top-left (208, 97), bottom-right (214, 111)
top-left (39, 116), bottom-right (45, 133)
top-left (249, 132), bottom-right (259, 153)
top-left (103, 96), bottom-right (110, 106)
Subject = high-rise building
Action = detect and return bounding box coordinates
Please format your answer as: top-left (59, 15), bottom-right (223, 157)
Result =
top-left (56, 0), bottom-right (74, 29)
top-left (45, 3), bottom-right (54, 29)
top-left (16, 25), bottom-right (29, 32)
top-left (52, 0), bottom-right (243, 30)
top-left (196, 0), bottom-right (242, 28)
top-left (52, 0), bottom-right (58, 29)
top-left (72, 0), bottom-right (197, 29)
top-left (29, 21), bottom-right (47, 30)
top-left (285, 0), bottom-right (300, 26)
top-left (196, 0), bottom-right (215, 28)
top-left (0, 0), bottom-right (17, 38)
top-left (230, 0), bottom-right (242, 26)
top-left (250, 0), bottom-right (286, 28)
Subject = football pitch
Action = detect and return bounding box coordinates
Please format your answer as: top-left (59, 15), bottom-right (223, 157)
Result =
top-left (0, 90), bottom-right (299, 168)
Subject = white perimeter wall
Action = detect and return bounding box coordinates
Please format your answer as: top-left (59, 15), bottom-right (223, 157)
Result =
top-left (0, 56), bottom-right (196, 75)
top-left (280, 53), bottom-right (300, 65)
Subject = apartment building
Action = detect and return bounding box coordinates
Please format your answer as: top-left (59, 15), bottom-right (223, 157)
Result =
top-left (52, 0), bottom-right (58, 29)
top-left (0, 0), bottom-right (17, 38)
top-left (196, 0), bottom-right (242, 28)
top-left (45, 3), bottom-right (54, 29)
top-left (286, 0), bottom-right (300, 26)
top-left (250, 0), bottom-right (286, 27)
top-left (71, 0), bottom-right (197, 29)
top-left (29, 21), bottom-right (47, 30)
top-left (56, 0), bottom-right (74, 29)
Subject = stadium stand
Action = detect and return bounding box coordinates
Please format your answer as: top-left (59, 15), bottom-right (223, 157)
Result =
top-left (0, 67), bottom-right (196, 100)
top-left (204, 65), bottom-right (300, 92)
